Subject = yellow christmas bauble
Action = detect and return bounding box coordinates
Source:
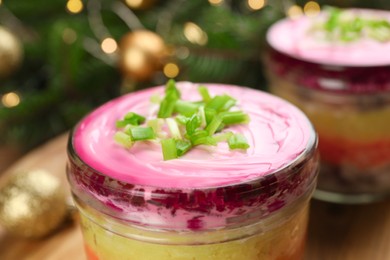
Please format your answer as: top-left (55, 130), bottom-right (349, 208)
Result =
top-left (0, 26), bottom-right (23, 78)
top-left (0, 170), bottom-right (68, 238)
top-left (119, 30), bottom-right (167, 81)
top-left (124, 0), bottom-right (157, 10)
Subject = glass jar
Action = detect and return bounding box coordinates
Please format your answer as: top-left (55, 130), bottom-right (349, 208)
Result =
top-left (265, 8), bottom-right (390, 203)
top-left (67, 82), bottom-right (318, 260)
top-left (264, 49), bottom-right (390, 203)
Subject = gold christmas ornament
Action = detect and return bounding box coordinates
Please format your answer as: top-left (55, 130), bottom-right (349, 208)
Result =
top-left (119, 30), bottom-right (167, 81)
top-left (124, 0), bottom-right (157, 10)
top-left (0, 26), bottom-right (23, 78)
top-left (0, 170), bottom-right (68, 238)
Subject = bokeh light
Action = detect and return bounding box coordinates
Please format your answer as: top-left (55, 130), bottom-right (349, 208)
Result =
top-left (287, 5), bottom-right (303, 20)
top-left (101, 38), bottom-right (118, 54)
top-left (62, 28), bottom-right (77, 44)
top-left (66, 0), bottom-right (83, 14)
top-left (304, 1), bottom-right (321, 17)
top-left (126, 0), bottom-right (142, 8)
top-left (2, 92), bottom-right (20, 108)
top-left (247, 0), bottom-right (266, 11)
top-left (184, 22), bottom-right (208, 46)
top-left (124, 48), bottom-right (146, 72)
top-left (163, 63), bottom-right (179, 78)
top-left (208, 0), bottom-right (223, 6)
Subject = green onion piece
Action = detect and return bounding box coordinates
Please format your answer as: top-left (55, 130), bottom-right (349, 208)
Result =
top-left (175, 139), bottom-right (192, 156)
top-left (192, 136), bottom-right (217, 146)
top-left (116, 120), bottom-right (130, 128)
top-left (205, 95), bottom-right (235, 112)
top-left (204, 108), bottom-right (217, 125)
top-left (157, 98), bottom-right (177, 118)
top-left (176, 115), bottom-right (189, 125)
top-left (161, 138), bottom-right (178, 160)
top-left (190, 130), bottom-right (216, 146)
top-left (116, 112), bottom-right (145, 128)
top-left (198, 106), bottom-right (207, 128)
top-left (147, 118), bottom-right (164, 137)
top-left (198, 85), bottom-right (211, 103)
top-left (216, 122), bottom-right (226, 132)
top-left (368, 20), bottom-right (390, 42)
top-left (188, 129), bottom-right (217, 146)
top-left (165, 79), bottom-right (181, 99)
top-left (175, 100), bottom-right (200, 117)
top-left (324, 7), bottom-right (341, 32)
top-left (205, 115), bottom-right (223, 135)
top-left (129, 126), bottom-right (155, 141)
top-left (220, 111), bottom-right (250, 125)
top-left (186, 114), bottom-right (201, 136)
top-left (114, 132), bottom-right (133, 148)
top-left (158, 80), bottom-right (181, 118)
top-left (213, 131), bottom-right (234, 143)
top-left (228, 134), bottom-right (249, 150)
top-left (221, 98), bottom-right (236, 111)
top-left (166, 118), bottom-right (182, 139)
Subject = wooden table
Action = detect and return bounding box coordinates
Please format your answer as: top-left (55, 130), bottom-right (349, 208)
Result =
top-left (0, 133), bottom-right (389, 260)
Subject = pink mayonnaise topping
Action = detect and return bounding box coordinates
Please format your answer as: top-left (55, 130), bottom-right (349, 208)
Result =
top-left (267, 9), bottom-right (390, 67)
top-left (73, 82), bottom-right (313, 188)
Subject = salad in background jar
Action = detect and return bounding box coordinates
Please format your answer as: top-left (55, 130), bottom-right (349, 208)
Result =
top-left (265, 7), bottom-right (390, 203)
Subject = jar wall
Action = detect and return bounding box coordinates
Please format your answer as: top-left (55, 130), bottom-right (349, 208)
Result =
top-left (75, 194), bottom-right (310, 260)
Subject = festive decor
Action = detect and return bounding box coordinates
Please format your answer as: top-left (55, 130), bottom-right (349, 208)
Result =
top-left (0, 170), bottom-right (68, 238)
top-left (0, 0), bottom-right (388, 151)
top-left (0, 26), bottom-right (23, 78)
top-left (119, 30), bottom-right (168, 81)
top-left (124, 0), bottom-right (158, 10)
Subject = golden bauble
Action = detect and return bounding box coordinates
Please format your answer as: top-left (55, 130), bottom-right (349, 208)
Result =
top-left (0, 26), bottom-right (23, 78)
top-left (124, 0), bottom-right (157, 10)
top-left (119, 30), bottom-right (167, 81)
top-left (0, 170), bottom-right (67, 238)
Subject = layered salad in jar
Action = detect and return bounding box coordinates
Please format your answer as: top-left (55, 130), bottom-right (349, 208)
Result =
top-left (67, 81), bottom-right (318, 259)
top-left (265, 7), bottom-right (390, 202)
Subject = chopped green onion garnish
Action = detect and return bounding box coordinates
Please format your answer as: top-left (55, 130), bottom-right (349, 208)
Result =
top-left (213, 131), bottom-right (234, 143)
top-left (228, 134), bottom-right (249, 150)
top-left (166, 118), bottom-right (182, 139)
top-left (186, 114), bottom-right (201, 136)
top-left (176, 115), bottom-right (189, 125)
top-left (165, 79), bottom-right (181, 99)
top-left (204, 108), bottom-right (217, 125)
top-left (116, 112), bottom-right (145, 128)
top-left (147, 118), bottom-right (163, 132)
top-left (188, 130), bottom-right (216, 146)
top-left (114, 80), bottom-right (251, 160)
top-left (129, 126), bottom-right (156, 141)
top-left (175, 139), bottom-right (192, 156)
top-left (158, 80), bottom-right (181, 118)
top-left (198, 85), bottom-right (211, 103)
top-left (175, 100), bottom-right (200, 117)
top-left (319, 6), bottom-right (390, 42)
top-left (161, 138), bottom-right (178, 160)
top-left (220, 111), bottom-right (250, 125)
top-left (206, 95), bottom-right (235, 112)
top-left (205, 115), bottom-right (223, 135)
top-left (198, 106), bottom-right (207, 128)
top-left (157, 98), bottom-right (177, 118)
top-left (114, 132), bottom-right (133, 148)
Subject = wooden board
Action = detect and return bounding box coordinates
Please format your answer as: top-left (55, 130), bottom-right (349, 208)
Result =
top-left (0, 133), bottom-right (389, 260)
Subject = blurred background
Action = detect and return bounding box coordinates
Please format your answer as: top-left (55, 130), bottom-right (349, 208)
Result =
top-left (0, 0), bottom-right (389, 172)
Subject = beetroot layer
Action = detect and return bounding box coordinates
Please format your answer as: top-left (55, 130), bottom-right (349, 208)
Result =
top-left (67, 146), bottom-right (318, 231)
